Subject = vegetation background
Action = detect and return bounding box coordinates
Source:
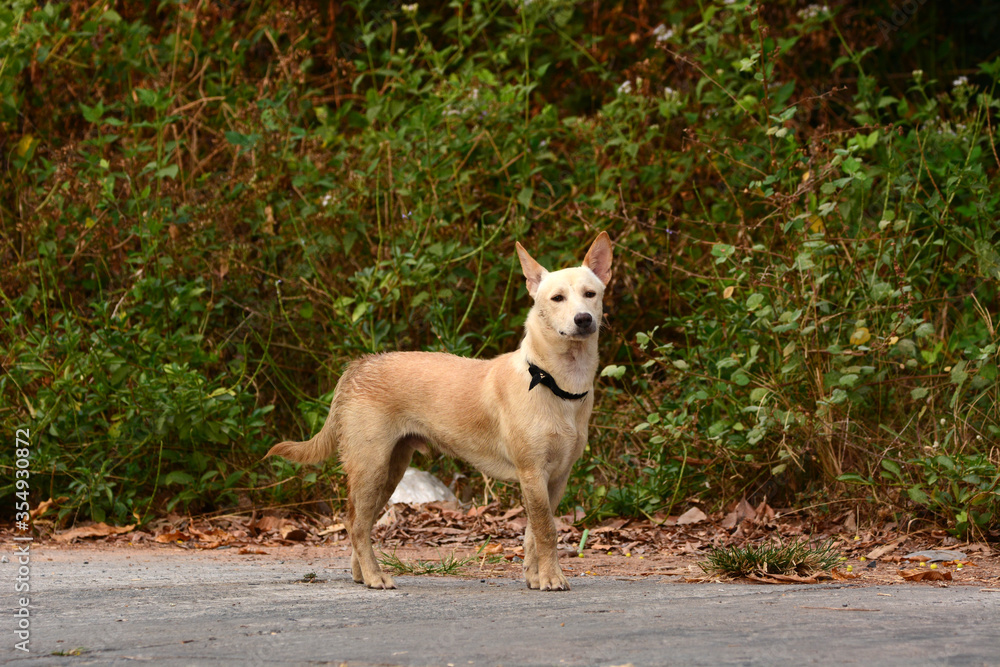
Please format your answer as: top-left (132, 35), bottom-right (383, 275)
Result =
top-left (1, 0), bottom-right (998, 539)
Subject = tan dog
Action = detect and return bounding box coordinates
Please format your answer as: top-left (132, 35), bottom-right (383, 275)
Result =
top-left (267, 232), bottom-right (613, 591)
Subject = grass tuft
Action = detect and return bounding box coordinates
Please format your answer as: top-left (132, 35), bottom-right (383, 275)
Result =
top-left (378, 550), bottom-right (475, 576)
top-left (699, 540), bottom-right (841, 579)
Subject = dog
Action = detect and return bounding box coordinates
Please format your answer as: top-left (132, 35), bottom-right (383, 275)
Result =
top-left (267, 232), bottom-right (613, 590)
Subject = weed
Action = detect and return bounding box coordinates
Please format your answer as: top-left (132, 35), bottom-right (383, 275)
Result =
top-left (699, 541), bottom-right (842, 579)
top-left (378, 549), bottom-right (475, 577)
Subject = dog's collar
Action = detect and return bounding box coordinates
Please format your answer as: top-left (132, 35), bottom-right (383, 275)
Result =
top-left (527, 362), bottom-right (588, 401)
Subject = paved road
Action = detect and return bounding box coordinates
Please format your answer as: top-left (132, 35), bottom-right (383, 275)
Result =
top-left (5, 548), bottom-right (1000, 666)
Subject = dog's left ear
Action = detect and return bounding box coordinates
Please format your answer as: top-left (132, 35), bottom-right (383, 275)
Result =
top-left (583, 231), bottom-right (613, 286)
top-left (516, 242), bottom-right (548, 299)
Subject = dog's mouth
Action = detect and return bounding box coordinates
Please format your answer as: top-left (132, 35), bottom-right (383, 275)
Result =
top-left (561, 325), bottom-right (597, 338)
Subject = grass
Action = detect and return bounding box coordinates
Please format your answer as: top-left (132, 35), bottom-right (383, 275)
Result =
top-left (378, 549), bottom-right (475, 577)
top-left (699, 541), bottom-right (842, 579)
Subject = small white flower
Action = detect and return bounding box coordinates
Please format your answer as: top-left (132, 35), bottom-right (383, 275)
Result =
top-left (617, 80), bottom-right (633, 95)
top-left (953, 75), bottom-right (969, 88)
top-left (797, 4), bottom-right (828, 20)
top-left (401, 3), bottom-right (418, 14)
top-left (652, 24), bottom-right (674, 43)
top-left (940, 418), bottom-right (946, 425)
top-left (912, 69), bottom-right (924, 82)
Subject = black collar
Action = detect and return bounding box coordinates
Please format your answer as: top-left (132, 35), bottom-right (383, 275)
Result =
top-left (527, 362), bottom-right (588, 401)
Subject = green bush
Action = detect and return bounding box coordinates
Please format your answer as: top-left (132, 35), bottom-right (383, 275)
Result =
top-left (1, 0), bottom-right (997, 535)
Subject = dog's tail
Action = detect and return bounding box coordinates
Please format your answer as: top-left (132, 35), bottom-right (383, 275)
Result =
top-left (265, 398), bottom-right (339, 465)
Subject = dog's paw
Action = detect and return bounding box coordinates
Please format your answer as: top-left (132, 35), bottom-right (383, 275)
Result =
top-left (365, 571), bottom-right (396, 590)
top-left (528, 570), bottom-right (569, 591)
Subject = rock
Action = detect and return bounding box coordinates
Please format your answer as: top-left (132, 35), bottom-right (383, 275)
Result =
top-left (903, 550), bottom-right (968, 562)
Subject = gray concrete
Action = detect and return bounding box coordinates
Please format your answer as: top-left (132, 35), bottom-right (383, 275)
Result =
top-left (4, 549), bottom-right (1000, 666)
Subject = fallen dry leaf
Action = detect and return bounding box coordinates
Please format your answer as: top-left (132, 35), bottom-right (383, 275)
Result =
top-left (676, 507), bottom-right (708, 526)
top-left (280, 526), bottom-right (308, 541)
top-left (866, 536), bottom-right (907, 560)
top-left (899, 568), bottom-right (952, 582)
top-left (481, 543), bottom-right (503, 555)
top-left (256, 516), bottom-right (285, 533)
top-left (54, 522), bottom-right (135, 543)
top-left (30, 497), bottom-right (69, 520)
top-left (748, 572), bottom-right (820, 584)
top-left (721, 498), bottom-right (756, 530)
top-left (154, 530), bottom-right (191, 543)
top-left (318, 523), bottom-right (345, 536)
top-left (831, 567), bottom-right (861, 580)
top-left (238, 547), bottom-right (268, 555)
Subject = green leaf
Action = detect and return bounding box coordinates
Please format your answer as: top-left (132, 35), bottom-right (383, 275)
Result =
top-left (910, 387), bottom-right (928, 400)
top-left (600, 364), bottom-right (626, 379)
top-left (746, 293), bottom-right (764, 310)
top-left (907, 486), bottom-right (930, 505)
top-left (163, 471), bottom-right (195, 486)
top-left (880, 460), bottom-right (902, 479)
top-left (517, 186), bottom-right (534, 209)
top-left (950, 361), bottom-right (969, 385)
top-left (839, 373), bottom-right (859, 388)
top-left (837, 472), bottom-right (873, 485)
top-left (155, 164), bottom-right (179, 179)
top-left (225, 131), bottom-right (261, 149)
top-left (351, 301), bottom-right (367, 322)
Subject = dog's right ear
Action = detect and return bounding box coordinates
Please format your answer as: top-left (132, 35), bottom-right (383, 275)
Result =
top-left (516, 242), bottom-right (548, 299)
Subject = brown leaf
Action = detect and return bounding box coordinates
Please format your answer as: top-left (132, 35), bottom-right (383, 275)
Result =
top-left (831, 567), bottom-right (861, 580)
top-left (154, 530), bottom-right (191, 543)
top-left (54, 522), bottom-right (135, 543)
top-left (677, 507), bottom-right (708, 526)
top-left (866, 536), bottom-right (907, 560)
top-left (500, 506), bottom-right (524, 521)
top-left (239, 548), bottom-right (268, 555)
top-left (481, 543), bottom-right (503, 555)
top-left (721, 498), bottom-right (756, 529)
top-left (280, 526), bottom-right (308, 541)
top-left (256, 516), bottom-right (285, 533)
top-left (899, 569), bottom-right (952, 582)
top-left (318, 523), bottom-right (345, 536)
top-left (30, 496), bottom-right (69, 520)
top-left (749, 572), bottom-right (820, 584)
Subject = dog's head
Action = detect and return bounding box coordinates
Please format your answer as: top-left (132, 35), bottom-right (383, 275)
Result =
top-left (516, 232), bottom-right (613, 341)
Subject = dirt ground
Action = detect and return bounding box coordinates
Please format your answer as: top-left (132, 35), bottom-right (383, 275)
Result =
top-left (10, 497), bottom-right (1000, 588)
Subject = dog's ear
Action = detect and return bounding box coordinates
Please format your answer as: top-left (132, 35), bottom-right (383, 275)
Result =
top-left (583, 231), bottom-right (613, 286)
top-left (516, 242), bottom-right (548, 299)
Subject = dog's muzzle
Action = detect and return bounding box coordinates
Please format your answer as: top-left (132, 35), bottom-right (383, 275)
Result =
top-left (571, 312), bottom-right (597, 336)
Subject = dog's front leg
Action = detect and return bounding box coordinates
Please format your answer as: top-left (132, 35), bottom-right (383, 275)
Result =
top-left (519, 472), bottom-right (569, 591)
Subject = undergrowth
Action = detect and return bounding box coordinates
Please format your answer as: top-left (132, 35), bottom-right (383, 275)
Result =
top-left (0, 0), bottom-right (998, 538)
top-left (699, 540), bottom-right (842, 578)
top-left (378, 549), bottom-right (475, 576)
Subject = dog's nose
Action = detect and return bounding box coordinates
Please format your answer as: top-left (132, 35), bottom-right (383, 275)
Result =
top-left (574, 312), bottom-right (593, 329)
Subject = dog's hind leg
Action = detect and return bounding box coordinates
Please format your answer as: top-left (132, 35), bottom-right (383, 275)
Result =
top-left (346, 437), bottom-right (415, 589)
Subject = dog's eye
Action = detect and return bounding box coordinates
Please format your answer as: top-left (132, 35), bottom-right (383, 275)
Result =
top-left (551, 294), bottom-right (565, 302)
top-left (584, 291), bottom-right (596, 298)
